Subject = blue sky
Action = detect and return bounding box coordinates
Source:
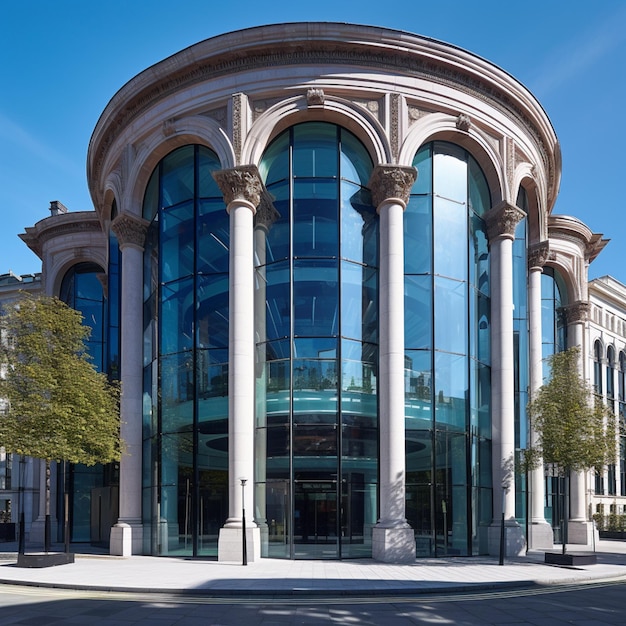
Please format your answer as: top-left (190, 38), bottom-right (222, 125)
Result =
top-left (2, 1), bottom-right (626, 282)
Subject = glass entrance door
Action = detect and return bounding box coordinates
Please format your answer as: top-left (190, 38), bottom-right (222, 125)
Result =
top-left (293, 481), bottom-right (338, 558)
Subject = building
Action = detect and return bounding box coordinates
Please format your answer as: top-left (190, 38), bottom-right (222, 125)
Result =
top-left (12, 23), bottom-right (617, 561)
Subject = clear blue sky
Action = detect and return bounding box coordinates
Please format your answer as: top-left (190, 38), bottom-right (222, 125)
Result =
top-left (2, 1), bottom-right (626, 282)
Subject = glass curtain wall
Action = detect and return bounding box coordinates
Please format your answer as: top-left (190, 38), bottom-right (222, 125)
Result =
top-left (142, 145), bottom-right (228, 556)
top-left (257, 122), bottom-right (378, 559)
top-left (58, 263), bottom-right (113, 543)
top-left (540, 267), bottom-right (567, 534)
top-left (404, 141), bottom-right (491, 556)
top-left (513, 189), bottom-right (529, 528)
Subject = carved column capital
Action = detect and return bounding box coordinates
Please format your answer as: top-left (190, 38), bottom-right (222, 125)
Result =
top-left (212, 165), bottom-right (262, 212)
top-left (484, 201), bottom-right (525, 242)
top-left (111, 213), bottom-right (149, 251)
top-left (255, 190), bottom-right (281, 231)
top-left (528, 241), bottom-right (550, 270)
top-left (368, 164), bottom-right (417, 211)
top-left (563, 301), bottom-right (590, 325)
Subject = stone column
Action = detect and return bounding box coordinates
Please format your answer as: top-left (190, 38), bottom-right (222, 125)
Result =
top-left (110, 213), bottom-right (149, 555)
top-left (213, 165), bottom-right (262, 563)
top-left (368, 164), bottom-right (417, 563)
top-left (564, 301), bottom-right (594, 545)
top-left (484, 201), bottom-right (526, 557)
top-left (527, 242), bottom-right (554, 549)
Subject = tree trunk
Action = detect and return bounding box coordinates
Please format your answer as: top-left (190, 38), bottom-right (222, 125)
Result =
top-left (562, 472), bottom-right (569, 555)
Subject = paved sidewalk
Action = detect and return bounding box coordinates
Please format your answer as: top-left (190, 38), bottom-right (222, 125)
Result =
top-left (0, 540), bottom-right (625, 596)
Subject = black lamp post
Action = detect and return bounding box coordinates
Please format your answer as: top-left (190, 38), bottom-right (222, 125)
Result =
top-left (18, 455), bottom-right (26, 555)
top-left (241, 478), bottom-right (247, 566)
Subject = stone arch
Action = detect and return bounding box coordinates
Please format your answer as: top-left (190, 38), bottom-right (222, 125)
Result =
top-left (243, 94), bottom-right (389, 169)
top-left (399, 112), bottom-right (505, 208)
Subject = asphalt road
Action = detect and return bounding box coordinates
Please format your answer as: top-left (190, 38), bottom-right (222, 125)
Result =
top-left (0, 579), bottom-right (624, 625)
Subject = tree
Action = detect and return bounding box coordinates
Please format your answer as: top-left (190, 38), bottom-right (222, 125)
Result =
top-left (525, 347), bottom-right (618, 553)
top-left (0, 294), bottom-right (121, 552)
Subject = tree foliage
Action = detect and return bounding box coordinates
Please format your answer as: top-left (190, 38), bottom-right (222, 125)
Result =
top-left (525, 347), bottom-right (617, 475)
top-left (0, 294), bottom-right (121, 465)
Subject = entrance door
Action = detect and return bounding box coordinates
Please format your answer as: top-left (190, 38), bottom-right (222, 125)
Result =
top-left (293, 481), bottom-right (338, 558)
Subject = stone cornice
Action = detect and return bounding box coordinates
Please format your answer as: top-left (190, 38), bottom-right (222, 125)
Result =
top-left (19, 212), bottom-right (103, 259)
top-left (484, 201), bottom-right (525, 242)
top-left (88, 24), bottom-right (559, 210)
top-left (369, 164), bottom-right (417, 210)
top-left (213, 165), bottom-right (262, 211)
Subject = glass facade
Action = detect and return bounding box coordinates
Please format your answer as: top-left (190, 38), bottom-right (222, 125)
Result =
top-left (142, 145), bottom-right (228, 556)
top-left (257, 123), bottom-right (378, 559)
top-left (404, 142), bottom-right (491, 557)
top-left (58, 262), bottom-right (116, 544)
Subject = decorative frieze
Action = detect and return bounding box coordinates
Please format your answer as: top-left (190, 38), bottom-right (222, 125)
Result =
top-left (111, 213), bottom-right (149, 250)
top-left (232, 93), bottom-right (244, 163)
top-left (368, 164), bottom-right (417, 209)
top-left (484, 201), bottom-right (525, 242)
top-left (213, 165), bottom-right (263, 209)
top-left (390, 93), bottom-right (400, 162)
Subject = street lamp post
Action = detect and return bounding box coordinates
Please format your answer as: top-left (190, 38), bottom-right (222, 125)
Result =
top-left (241, 478), bottom-right (247, 566)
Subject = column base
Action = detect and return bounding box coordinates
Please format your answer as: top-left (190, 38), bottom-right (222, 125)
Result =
top-left (487, 520), bottom-right (526, 557)
top-left (218, 526), bottom-right (261, 563)
top-left (110, 519), bottom-right (143, 555)
top-left (372, 525), bottom-right (416, 563)
top-left (527, 521), bottom-right (554, 551)
top-left (567, 520), bottom-right (597, 546)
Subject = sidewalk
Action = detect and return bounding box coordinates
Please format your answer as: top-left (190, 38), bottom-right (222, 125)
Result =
top-left (1, 540), bottom-right (625, 597)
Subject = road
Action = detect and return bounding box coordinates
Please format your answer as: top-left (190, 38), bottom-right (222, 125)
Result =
top-left (0, 579), bottom-right (624, 625)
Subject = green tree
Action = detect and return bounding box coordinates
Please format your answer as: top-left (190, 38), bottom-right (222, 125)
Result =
top-left (525, 346), bottom-right (617, 553)
top-left (0, 294), bottom-right (120, 552)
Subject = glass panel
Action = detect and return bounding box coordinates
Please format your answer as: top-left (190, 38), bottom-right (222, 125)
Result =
top-left (161, 201), bottom-right (194, 283)
top-left (293, 481), bottom-right (338, 559)
top-left (161, 146), bottom-right (194, 208)
top-left (435, 277), bottom-right (468, 356)
top-left (468, 156), bottom-right (491, 216)
top-left (143, 169), bottom-right (159, 221)
top-left (405, 274), bottom-right (432, 349)
top-left (340, 476), bottom-right (376, 558)
top-left (160, 278), bottom-right (193, 355)
top-left (341, 261), bottom-right (377, 343)
top-left (160, 352), bottom-right (195, 423)
top-left (340, 128), bottom-right (373, 186)
top-left (197, 199), bottom-right (229, 274)
top-left (293, 180), bottom-right (338, 258)
top-left (470, 213), bottom-right (489, 295)
top-left (259, 132), bottom-right (290, 187)
top-left (340, 181), bottom-right (376, 265)
top-left (293, 123), bottom-right (337, 178)
top-left (196, 274), bottom-right (229, 349)
top-left (411, 145), bottom-right (432, 196)
top-left (405, 349), bottom-right (432, 425)
top-left (293, 260), bottom-right (338, 337)
top-left (406, 429), bottom-right (434, 555)
top-left (198, 146), bottom-right (222, 198)
top-left (470, 360), bottom-right (491, 437)
top-left (265, 479), bottom-right (290, 558)
top-left (434, 195), bottom-right (467, 280)
top-left (470, 289), bottom-right (490, 365)
top-left (433, 143), bottom-right (467, 203)
top-left (262, 182), bottom-right (290, 264)
top-left (404, 195), bottom-right (432, 274)
top-left (434, 352), bottom-right (468, 429)
top-left (265, 262), bottom-right (291, 341)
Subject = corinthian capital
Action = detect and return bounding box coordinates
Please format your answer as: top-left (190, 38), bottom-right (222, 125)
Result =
top-left (368, 164), bottom-right (417, 210)
top-left (212, 165), bottom-right (263, 211)
top-left (484, 201), bottom-right (525, 242)
top-left (563, 301), bottom-right (590, 325)
top-left (111, 213), bottom-right (149, 250)
top-left (528, 241), bottom-right (550, 270)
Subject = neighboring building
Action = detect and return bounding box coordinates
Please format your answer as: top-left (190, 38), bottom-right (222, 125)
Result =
top-left (11, 23), bottom-right (615, 561)
top-left (0, 271), bottom-right (42, 543)
top-left (587, 276), bottom-right (626, 525)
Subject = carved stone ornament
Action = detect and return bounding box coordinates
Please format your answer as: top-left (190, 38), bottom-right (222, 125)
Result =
top-left (162, 119), bottom-right (176, 137)
top-left (212, 165), bottom-right (263, 209)
top-left (528, 241), bottom-right (550, 270)
top-left (255, 190), bottom-right (281, 230)
top-left (111, 213), bottom-right (149, 250)
top-left (306, 88), bottom-right (325, 106)
top-left (563, 301), bottom-right (590, 325)
top-left (368, 165), bottom-right (417, 209)
top-left (484, 201), bottom-right (526, 242)
top-left (456, 113), bottom-right (471, 132)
